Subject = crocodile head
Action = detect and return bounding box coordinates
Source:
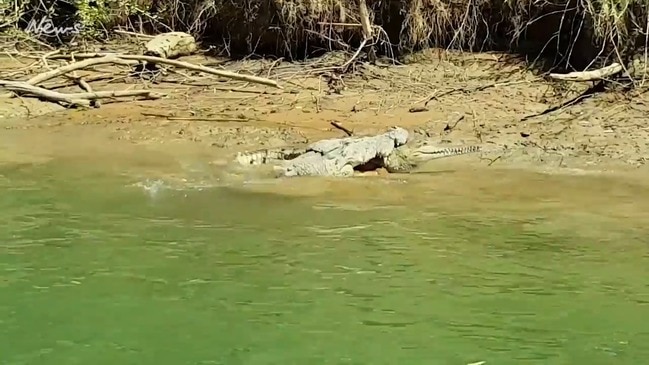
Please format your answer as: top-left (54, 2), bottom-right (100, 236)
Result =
top-left (383, 143), bottom-right (482, 173)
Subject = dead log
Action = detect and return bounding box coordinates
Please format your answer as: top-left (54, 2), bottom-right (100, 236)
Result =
top-left (117, 54), bottom-right (281, 88)
top-left (0, 80), bottom-right (91, 107)
top-left (27, 55), bottom-right (137, 86)
top-left (0, 80), bottom-right (164, 107)
top-left (549, 63), bottom-right (623, 82)
top-left (64, 90), bottom-right (165, 100)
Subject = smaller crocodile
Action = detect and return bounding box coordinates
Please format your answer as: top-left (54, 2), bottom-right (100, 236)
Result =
top-left (384, 143), bottom-right (482, 173)
top-left (232, 127), bottom-right (482, 177)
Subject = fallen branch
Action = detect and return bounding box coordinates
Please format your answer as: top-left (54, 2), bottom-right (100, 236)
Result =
top-left (69, 72), bottom-right (100, 107)
top-left (548, 63), bottom-right (623, 81)
top-left (64, 90), bottom-right (165, 100)
top-left (119, 54), bottom-right (281, 88)
top-left (27, 55), bottom-right (137, 86)
top-left (443, 114), bottom-right (465, 132)
top-left (330, 120), bottom-right (354, 136)
top-left (114, 30), bottom-right (155, 39)
top-left (341, 39), bottom-right (368, 69)
top-left (0, 80), bottom-right (164, 107)
top-left (167, 117), bottom-right (248, 122)
top-left (25, 52), bottom-right (280, 88)
top-left (47, 73), bottom-right (114, 90)
top-left (425, 79), bottom-right (533, 106)
top-left (141, 112), bottom-right (249, 122)
top-left (0, 80), bottom-right (91, 107)
top-left (520, 80), bottom-right (606, 121)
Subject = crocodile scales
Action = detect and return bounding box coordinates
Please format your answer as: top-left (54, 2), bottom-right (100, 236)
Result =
top-left (233, 127), bottom-right (482, 177)
top-left (383, 143), bottom-right (482, 173)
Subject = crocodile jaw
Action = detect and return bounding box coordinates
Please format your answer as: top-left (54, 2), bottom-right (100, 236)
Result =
top-left (383, 144), bottom-right (482, 173)
top-left (409, 145), bottom-right (482, 162)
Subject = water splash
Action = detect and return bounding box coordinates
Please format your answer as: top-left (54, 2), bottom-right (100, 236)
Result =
top-left (132, 179), bottom-right (168, 199)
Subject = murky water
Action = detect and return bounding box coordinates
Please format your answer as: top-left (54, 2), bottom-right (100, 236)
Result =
top-left (1, 158), bottom-right (649, 365)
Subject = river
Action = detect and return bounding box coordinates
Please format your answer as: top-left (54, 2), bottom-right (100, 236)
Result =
top-left (1, 155), bottom-right (648, 364)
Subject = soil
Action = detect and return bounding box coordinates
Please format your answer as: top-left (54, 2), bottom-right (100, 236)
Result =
top-left (2, 44), bottom-right (649, 183)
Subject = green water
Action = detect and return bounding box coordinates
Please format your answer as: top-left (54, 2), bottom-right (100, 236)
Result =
top-left (1, 161), bottom-right (649, 365)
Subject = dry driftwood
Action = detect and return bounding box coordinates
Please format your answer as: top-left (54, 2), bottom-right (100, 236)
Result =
top-left (69, 72), bottom-right (100, 107)
top-left (549, 63), bottom-right (623, 81)
top-left (118, 54), bottom-right (281, 88)
top-left (114, 29), bottom-right (155, 39)
top-left (39, 52), bottom-right (281, 88)
top-left (1, 41), bottom-right (281, 109)
top-left (27, 55), bottom-right (137, 86)
top-left (64, 90), bottom-right (164, 100)
top-left (0, 80), bottom-right (163, 107)
top-left (144, 32), bottom-right (197, 59)
top-left (0, 80), bottom-right (91, 107)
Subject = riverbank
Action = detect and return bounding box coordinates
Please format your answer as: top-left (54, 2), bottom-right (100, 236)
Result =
top-left (1, 46), bottom-right (649, 177)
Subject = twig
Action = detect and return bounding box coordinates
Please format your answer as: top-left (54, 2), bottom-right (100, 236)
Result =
top-left (69, 72), bottom-right (100, 107)
top-left (317, 22), bottom-right (363, 27)
top-left (336, 0), bottom-right (375, 70)
top-left (486, 155), bottom-right (501, 166)
top-left (46, 73), bottom-right (114, 89)
top-left (330, 120), bottom-right (353, 136)
top-left (40, 49), bottom-right (60, 69)
top-left (64, 90), bottom-right (165, 100)
top-left (168, 117), bottom-right (248, 122)
top-left (114, 30), bottom-right (156, 39)
top-left (520, 80), bottom-right (606, 121)
top-left (425, 79), bottom-right (533, 106)
top-left (141, 111), bottom-right (253, 121)
top-left (341, 39), bottom-right (368, 69)
top-left (43, 53), bottom-right (283, 88)
top-left (141, 112), bottom-right (249, 122)
top-left (443, 114), bottom-right (465, 132)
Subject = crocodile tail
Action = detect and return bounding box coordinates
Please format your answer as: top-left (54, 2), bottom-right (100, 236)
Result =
top-left (235, 147), bottom-right (306, 165)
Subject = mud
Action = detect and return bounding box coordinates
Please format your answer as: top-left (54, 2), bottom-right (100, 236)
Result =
top-left (1, 48), bottom-right (649, 179)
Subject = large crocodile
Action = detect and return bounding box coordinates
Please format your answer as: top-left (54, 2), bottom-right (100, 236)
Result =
top-left (233, 126), bottom-right (482, 177)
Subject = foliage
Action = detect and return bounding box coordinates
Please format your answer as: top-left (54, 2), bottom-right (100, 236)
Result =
top-left (1, 0), bottom-right (647, 71)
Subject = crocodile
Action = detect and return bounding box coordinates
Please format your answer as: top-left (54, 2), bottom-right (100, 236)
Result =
top-left (235, 146), bottom-right (307, 166)
top-left (383, 142), bottom-right (482, 173)
top-left (232, 126), bottom-right (482, 177)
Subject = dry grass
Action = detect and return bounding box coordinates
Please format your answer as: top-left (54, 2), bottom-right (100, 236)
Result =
top-left (1, 0), bottom-right (648, 72)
